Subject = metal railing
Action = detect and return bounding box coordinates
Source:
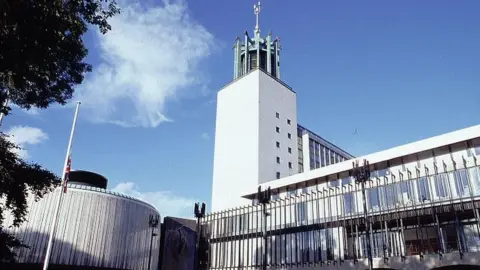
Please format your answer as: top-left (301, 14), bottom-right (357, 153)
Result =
top-left (195, 164), bottom-right (480, 269)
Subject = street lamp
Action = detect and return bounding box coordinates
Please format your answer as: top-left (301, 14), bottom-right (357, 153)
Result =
top-left (352, 159), bottom-right (373, 270)
top-left (148, 214), bottom-right (160, 270)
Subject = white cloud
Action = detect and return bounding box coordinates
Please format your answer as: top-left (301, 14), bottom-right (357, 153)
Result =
top-left (76, 0), bottom-right (214, 128)
top-left (112, 182), bottom-right (196, 218)
top-left (10, 104), bottom-right (41, 116)
top-left (5, 126), bottom-right (48, 159)
top-left (201, 132), bottom-right (209, 140)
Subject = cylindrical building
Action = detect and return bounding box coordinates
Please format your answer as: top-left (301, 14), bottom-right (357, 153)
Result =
top-left (2, 170), bottom-right (161, 270)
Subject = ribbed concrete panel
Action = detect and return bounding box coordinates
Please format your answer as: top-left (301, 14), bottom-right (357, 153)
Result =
top-left (2, 184), bottom-right (161, 270)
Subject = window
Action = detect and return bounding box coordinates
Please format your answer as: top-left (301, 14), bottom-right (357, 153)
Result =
top-left (344, 193), bottom-right (354, 214)
top-left (276, 141), bottom-right (280, 148)
top-left (287, 119), bottom-right (291, 125)
top-left (288, 147), bottom-right (292, 154)
top-left (276, 172), bottom-right (281, 179)
top-left (475, 145), bottom-right (480, 155)
top-left (276, 112), bottom-right (279, 118)
top-left (276, 127), bottom-right (280, 133)
top-left (288, 133), bottom-right (291, 139)
top-left (288, 162), bottom-right (292, 169)
top-left (276, 156), bottom-right (280, 164)
top-left (325, 148), bottom-right (330, 166)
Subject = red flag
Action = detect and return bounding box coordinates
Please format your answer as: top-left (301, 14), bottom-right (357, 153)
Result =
top-left (63, 155), bottom-right (72, 193)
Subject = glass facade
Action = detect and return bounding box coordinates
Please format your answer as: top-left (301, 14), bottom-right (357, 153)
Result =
top-left (297, 125), bottom-right (354, 172)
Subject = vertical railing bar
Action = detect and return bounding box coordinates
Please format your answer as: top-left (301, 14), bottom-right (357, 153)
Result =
top-left (226, 208), bottom-right (231, 269)
top-left (293, 190), bottom-right (298, 266)
top-left (340, 185), bottom-right (347, 262)
top-left (214, 211), bottom-right (218, 269)
top-left (308, 190), bottom-right (314, 266)
top-left (246, 205), bottom-right (253, 267)
top-left (237, 207), bottom-right (241, 269)
top-left (288, 193), bottom-right (293, 266)
top-left (313, 190), bottom-right (319, 265)
top-left (382, 176), bottom-right (390, 258)
top-left (299, 192), bottom-right (305, 266)
top-left (348, 184), bottom-right (356, 262)
top-left (256, 203), bottom-right (259, 267)
top-left (282, 196), bottom-right (286, 267)
top-left (391, 173), bottom-right (402, 257)
top-left (335, 186), bottom-right (342, 263)
top-left (322, 189), bottom-right (327, 264)
top-left (268, 198), bottom-right (273, 267)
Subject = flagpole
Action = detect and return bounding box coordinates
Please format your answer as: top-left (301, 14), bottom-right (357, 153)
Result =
top-left (42, 101), bottom-right (81, 270)
top-left (0, 90), bottom-right (9, 127)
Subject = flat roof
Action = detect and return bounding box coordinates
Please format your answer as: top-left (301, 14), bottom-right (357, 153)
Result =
top-left (242, 124), bottom-right (480, 198)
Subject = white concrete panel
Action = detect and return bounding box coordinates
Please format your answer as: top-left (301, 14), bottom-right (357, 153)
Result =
top-left (212, 71), bottom-right (261, 211)
top-left (258, 70), bottom-right (298, 183)
top-left (212, 69), bottom-right (298, 211)
top-left (302, 133), bottom-right (311, 172)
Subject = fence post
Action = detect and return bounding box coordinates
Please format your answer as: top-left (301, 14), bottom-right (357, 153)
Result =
top-left (194, 202), bottom-right (206, 270)
top-left (258, 186), bottom-right (272, 270)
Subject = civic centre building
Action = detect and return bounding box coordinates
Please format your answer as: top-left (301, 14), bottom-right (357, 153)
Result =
top-left (2, 170), bottom-right (161, 270)
top-left (208, 3), bottom-right (480, 269)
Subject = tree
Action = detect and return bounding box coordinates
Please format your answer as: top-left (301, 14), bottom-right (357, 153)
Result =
top-left (0, 0), bottom-right (120, 262)
top-left (0, 137), bottom-right (59, 262)
top-left (0, 0), bottom-right (120, 114)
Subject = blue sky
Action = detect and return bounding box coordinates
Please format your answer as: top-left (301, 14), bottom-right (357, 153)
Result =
top-left (3, 0), bottom-right (479, 218)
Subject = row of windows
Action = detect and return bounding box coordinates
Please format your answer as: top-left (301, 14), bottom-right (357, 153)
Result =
top-left (276, 157), bottom-right (293, 168)
top-left (275, 113), bottom-right (293, 179)
top-left (309, 139), bottom-right (347, 170)
top-left (276, 142), bottom-right (292, 153)
top-left (275, 112), bottom-right (291, 125)
top-left (276, 127), bottom-right (292, 139)
top-left (256, 166), bottom-right (480, 217)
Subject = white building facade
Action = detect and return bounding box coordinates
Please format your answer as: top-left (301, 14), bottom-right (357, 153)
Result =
top-left (211, 5), bottom-right (351, 212)
top-left (207, 3), bottom-right (480, 269)
top-left (204, 125), bottom-right (480, 269)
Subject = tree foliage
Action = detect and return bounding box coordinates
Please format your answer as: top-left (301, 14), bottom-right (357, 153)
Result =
top-left (0, 0), bottom-right (120, 114)
top-left (0, 135), bottom-right (59, 262)
top-left (0, 0), bottom-right (120, 262)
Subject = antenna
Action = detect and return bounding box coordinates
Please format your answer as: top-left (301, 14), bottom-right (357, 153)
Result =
top-left (253, 2), bottom-right (261, 34)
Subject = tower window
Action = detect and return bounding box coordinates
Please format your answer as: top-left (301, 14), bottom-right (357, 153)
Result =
top-left (276, 127), bottom-right (280, 133)
top-left (276, 157), bottom-right (280, 164)
top-left (276, 141), bottom-right (280, 148)
top-left (288, 133), bottom-right (291, 139)
top-left (276, 172), bottom-right (281, 179)
top-left (288, 147), bottom-right (292, 154)
top-left (287, 119), bottom-right (291, 125)
top-left (276, 112), bottom-right (279, 118)
top-left (288, 162), bottom-right (292, 169)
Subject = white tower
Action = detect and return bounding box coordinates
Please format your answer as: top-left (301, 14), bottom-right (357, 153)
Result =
top-left (212, 3), bottom-right (298, 211)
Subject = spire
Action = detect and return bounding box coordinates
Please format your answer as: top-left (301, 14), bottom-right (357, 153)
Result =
top-left (233, 1), bottom-right (281, 80)
top-left (253, 2), bottom-right (261, 34)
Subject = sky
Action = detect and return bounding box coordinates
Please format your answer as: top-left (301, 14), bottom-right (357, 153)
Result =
top-left (3, 0), bottom-right (480, 219)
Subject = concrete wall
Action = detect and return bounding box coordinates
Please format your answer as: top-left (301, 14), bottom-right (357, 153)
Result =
top-left (212, 71), bottom-right (262, 211)
top-left (212, 69), bottom-right (298, 211)
top-left (258, 70), bottom-right (298, 183)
